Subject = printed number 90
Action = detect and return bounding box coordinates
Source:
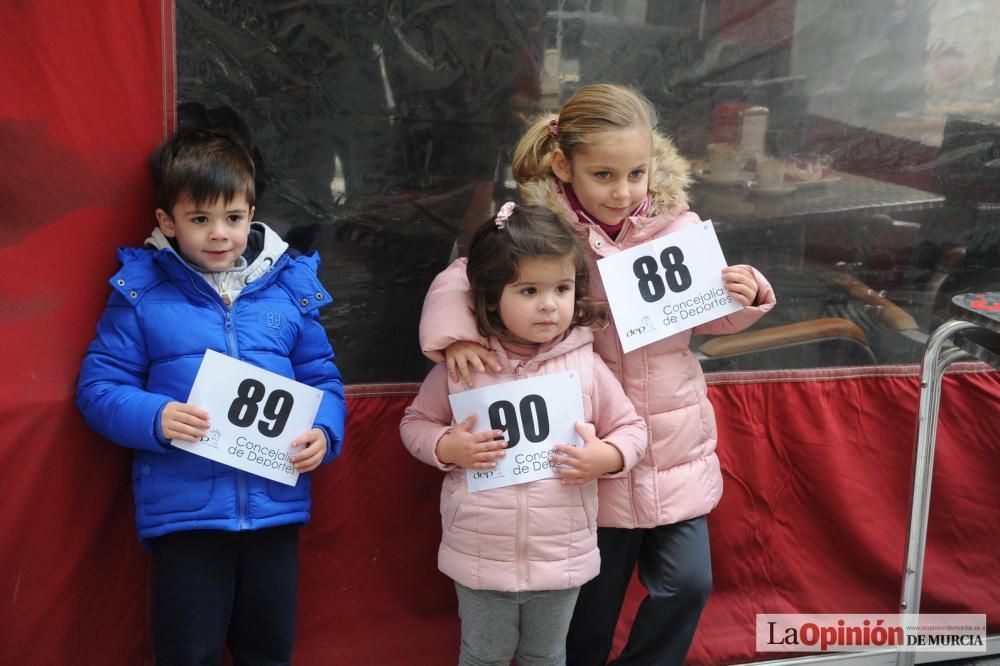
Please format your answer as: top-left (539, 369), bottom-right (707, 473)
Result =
top-left (227, 378), bottom-right (295, 437)
top-left (633, 246), bottom-right (692, 303)
top-left (488, 394), bottom-right (550, 448)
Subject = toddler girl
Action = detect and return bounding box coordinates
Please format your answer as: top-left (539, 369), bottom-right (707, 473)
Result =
top-left (400, 202), bottom-right (647, 666)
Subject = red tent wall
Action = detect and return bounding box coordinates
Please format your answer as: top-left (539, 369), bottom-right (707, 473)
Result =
top-left (301, 371), bottom-right (1000, 665)
top-left (1, 2), bottom-right (998, 665)
top-left (0, 1), bottom-right (171, 663)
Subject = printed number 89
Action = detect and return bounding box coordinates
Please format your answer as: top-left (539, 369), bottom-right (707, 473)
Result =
top-left (227, 378), bottom-right (295, 437)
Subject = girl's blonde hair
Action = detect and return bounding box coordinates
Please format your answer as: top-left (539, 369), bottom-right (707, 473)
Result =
top-left (466, 204), bottom-right (607, 340)
top-left (512, 83), bottom-right (689, 213)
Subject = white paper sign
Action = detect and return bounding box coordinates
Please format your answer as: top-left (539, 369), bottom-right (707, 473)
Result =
top-left (597, 221), bottom-right (741, 353)
top-left (172, 349), bottom-right (323, 486)
top-left (448, 371), bottom-right (584, 492)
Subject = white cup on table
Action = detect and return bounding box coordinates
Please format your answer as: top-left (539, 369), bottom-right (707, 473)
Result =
top-left (708, 143), bottom-right (744, 178)
top-left (756, 157), bottom-right (786, 189)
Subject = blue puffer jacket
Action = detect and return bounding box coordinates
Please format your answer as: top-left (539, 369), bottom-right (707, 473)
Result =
top-left (77, 231), bottom-right (346, 542)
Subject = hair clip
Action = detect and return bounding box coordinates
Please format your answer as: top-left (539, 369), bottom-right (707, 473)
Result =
top-left (495, 201), bottom-right (516, 229)
top-left (548, 119), bottom-right (559, 139)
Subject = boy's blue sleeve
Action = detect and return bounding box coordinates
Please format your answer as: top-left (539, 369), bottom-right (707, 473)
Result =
top-left (76, 293), bottom-right (173, 453)
top-left (291, 308), bottom-right (346, 464)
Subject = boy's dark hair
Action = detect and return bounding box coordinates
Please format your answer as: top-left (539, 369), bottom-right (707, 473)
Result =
top-left (150, 127), bottom-right (256, 212)
top-left (466, 204), bottom-right (607, 340)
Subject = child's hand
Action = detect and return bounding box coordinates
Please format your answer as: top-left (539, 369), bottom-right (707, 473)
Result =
top-left (445, 341), bottom-right (501, 387)
top-left (161, 401), bottom-right (210, 442)
top-left (722, 265), bottom-right (759, 306)
top-left (549, 422), bottom-right (625, 486)
top-left (435, 415), bottom-right (506, 469)
top-left (290, 428), bottom-right (327, 473)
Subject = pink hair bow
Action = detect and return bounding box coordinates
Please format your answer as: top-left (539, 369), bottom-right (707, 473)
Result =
top-left (495, 201), bottom-right (516, 229)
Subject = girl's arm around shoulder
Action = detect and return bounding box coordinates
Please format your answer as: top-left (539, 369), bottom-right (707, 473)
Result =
top-left (419, 258), bottom-right (486, 363)
top-left (692, 264), bottom-right (777, 336)
top-left (588, 354), bottom-right (648, 477)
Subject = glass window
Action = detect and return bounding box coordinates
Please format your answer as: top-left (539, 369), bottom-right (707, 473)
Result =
top-left (177, 0), bottom-right (1000, 381)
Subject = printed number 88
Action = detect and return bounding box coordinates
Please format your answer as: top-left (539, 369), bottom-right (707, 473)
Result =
top-left (633, 246), bottom-right (692, 303)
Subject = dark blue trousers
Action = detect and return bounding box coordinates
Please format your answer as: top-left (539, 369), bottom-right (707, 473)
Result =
top-left (150, 525), bottom-right (300, 666)
top-left (566, 517), bottom-right (712, 666)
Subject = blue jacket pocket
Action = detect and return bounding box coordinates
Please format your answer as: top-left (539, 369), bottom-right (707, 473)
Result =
top-left (135, 451), bottom-right (216, 515)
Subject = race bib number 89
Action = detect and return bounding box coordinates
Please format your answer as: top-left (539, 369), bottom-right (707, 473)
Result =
top-left (172, 350), bottom-right (323, 486)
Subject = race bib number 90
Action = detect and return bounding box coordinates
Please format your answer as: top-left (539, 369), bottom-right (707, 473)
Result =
top-left (597, 221), bottom-right (741, 353)
top-left (449, 371), bottom-right (584, 493)
top-left (487, 394), bottom-right (550, 448)
top-left (172, 350), bottom-right (323, 485)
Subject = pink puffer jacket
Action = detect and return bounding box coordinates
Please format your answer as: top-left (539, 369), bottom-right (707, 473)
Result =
top-left (419, 185), bottom-right (775, 529)
top-left (400, 327), bottom-right (647, 592)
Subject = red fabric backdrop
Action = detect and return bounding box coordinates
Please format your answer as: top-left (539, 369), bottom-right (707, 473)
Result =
top-left (1, 2), bottom-right (998, 664)
top-left (0, 1), bottom-right (169, 664)
top-left (296, 372), bottom-right (1000, 665)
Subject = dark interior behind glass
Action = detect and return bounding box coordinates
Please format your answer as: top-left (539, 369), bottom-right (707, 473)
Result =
top-left (177, 0), bottom-right (1000, 383)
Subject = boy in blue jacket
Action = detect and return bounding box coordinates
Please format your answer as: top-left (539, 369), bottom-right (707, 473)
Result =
top-left (76, 127), bottom-right (347, 665)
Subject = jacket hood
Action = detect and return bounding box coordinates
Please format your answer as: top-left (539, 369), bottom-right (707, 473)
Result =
top-left (144, 221), bottom-right (289, 300)
top-left (489, 326), bottom-right (596, 372)
top-left (145, 222), bottom-right (288, 275)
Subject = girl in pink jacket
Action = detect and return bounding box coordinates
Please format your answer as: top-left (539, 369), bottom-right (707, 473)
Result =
top-left (400, 203), bottom-right (647, 666)
top-left (418, 84), bottom-right (777, 665)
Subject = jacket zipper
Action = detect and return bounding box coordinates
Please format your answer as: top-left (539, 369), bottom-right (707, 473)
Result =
top-left (516, 484), bottom-right (528, 589)
top-left (514, 363), bottom-right (528, 556)
top-left (618, 320), bottom-right (641, 528)
top-left (176, 256), bottom-right (288, 530)
top-left (225, 308), bottom-right (249, 528)
top-left (592, 216), bottom-right (654, 528)
top-left (616, 217), bottom-right (638, 247)
top-left (181, 273), bottom-right (253, 527)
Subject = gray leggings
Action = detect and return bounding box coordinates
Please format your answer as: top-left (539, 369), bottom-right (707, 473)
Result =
top-left (455, 582), bottom-right (581, 666)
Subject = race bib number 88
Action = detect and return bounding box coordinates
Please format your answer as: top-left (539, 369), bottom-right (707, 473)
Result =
top-left (597, 221), bottom-right (741, 353)
top-left (633, 246), bottom-right (693, 302)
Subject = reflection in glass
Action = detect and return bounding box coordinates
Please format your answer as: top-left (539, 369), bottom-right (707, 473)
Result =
top-left (177, 0), bottom-right (999, 379)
